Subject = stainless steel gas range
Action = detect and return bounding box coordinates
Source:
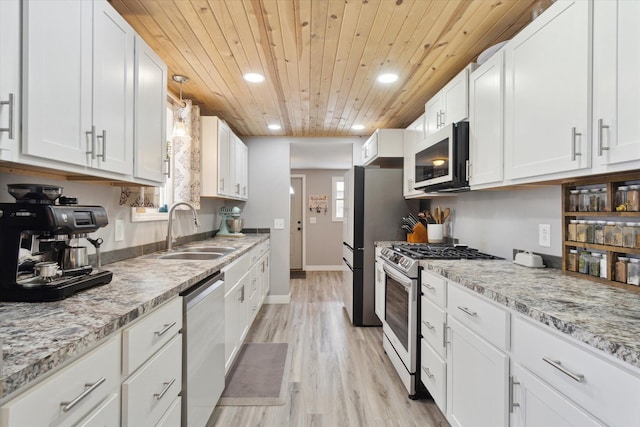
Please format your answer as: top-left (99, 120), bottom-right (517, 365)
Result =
top-left (378, 243), bottom-right (501, 399)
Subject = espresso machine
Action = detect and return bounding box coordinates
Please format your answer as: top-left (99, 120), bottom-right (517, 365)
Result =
top-left (0, 184), bottom-right (113, 302)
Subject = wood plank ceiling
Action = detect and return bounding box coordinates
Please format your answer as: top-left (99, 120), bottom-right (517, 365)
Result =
top-left (109, 0), bottom-right (550, 137)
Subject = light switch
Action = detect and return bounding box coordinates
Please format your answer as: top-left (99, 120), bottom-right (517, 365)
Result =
top-left (115, 219), bottom-right (124, 242)
top-left (310, 217), bottom-right (316, 224)
top-left (539, 224), bottom-right (551, 247)
top-left (274, 218), bottom-right (285, 229)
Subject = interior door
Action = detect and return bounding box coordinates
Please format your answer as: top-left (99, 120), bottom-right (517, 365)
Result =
top-left (290, 176), bottom-right (303, 270)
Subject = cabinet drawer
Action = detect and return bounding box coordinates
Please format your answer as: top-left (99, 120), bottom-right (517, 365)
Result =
top-left (122, 297), bottom-right (182, 375)
top-left (512, 316), bottom-right (640, 427)
top-left (421, 296), bottom-right (446, 357)
top-left (122, 335), bottom-right (182, 427)
top-left (0, 335), bottom-right (120, 427)
top-left (421, 338), bottom-right (446, 414)
top-left (421, 270), bottom-right (447, 308)
top-left (447, 283), bottom-right (509, 350)
top-left (223, 252), bottom-right (251, 293)
top-left (155, 396), bottom-right (182, 427)
top-left (75, 392), bottom-right (120, 427)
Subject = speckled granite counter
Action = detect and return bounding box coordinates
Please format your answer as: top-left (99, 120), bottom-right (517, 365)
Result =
top-left (423, 260), bottom-right (640, 370)
top-left (0, 234), bottom-right (269, 400)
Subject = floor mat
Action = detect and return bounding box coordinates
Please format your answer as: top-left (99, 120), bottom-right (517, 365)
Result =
top-left (218, 342), bottom-right (291, 406)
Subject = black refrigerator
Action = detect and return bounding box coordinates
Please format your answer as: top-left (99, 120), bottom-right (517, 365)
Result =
top-left (341, 166), bottom-right (412, 326)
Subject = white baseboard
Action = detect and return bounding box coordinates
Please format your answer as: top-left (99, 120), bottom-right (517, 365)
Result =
top-left (264, 293), bottom-right (290, 304)
top-left (304, 265), bottom-right (343, 271)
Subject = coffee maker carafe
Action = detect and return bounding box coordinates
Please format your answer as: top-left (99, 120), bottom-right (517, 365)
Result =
top-left (0, 184), bottom-right (113, 302)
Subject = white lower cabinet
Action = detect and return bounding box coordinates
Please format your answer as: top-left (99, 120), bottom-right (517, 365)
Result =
top-left (374, 258), bottom-right (385, 320)
top-left (155, 396), bottom-right (182, 427)
top-left (0, 335), bottom-right (121, 427)
top-left (75, 392), bottom-right (120, 427)
top-left (421, 338), bottom-right (446, 413)
top-left (511, 363), bottom-right (603, 427)
top-left (446, 315), bottom-right (509, 427)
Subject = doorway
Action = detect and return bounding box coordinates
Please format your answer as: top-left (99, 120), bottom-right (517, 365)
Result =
top-left (290, 175), bottom-right (305, 271)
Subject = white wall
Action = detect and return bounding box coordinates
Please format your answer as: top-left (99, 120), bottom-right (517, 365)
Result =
top-left (0, 172), bottom-right (223, 254)
top-left (291, 169), bottom-right (349, 269)
top-left (440, 185), bottom-right (562, 259)
top-left (242, 137), bottom-right (291, 300)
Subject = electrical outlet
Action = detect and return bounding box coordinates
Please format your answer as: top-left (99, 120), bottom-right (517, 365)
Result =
top-left (539, 224), bottom-right (551, 247)
top-left (310, 217), bottom-right (316, 224)
top-left (115, 219), bottom-right (124, 242)
top-left (274, 218), bottom-right (285, 229)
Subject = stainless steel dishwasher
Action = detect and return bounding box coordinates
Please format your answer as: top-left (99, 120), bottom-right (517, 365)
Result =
top-left (181, 271), bottom-right (225, 427)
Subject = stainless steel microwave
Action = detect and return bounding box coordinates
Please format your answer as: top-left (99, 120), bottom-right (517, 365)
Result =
top-left (414, 121), bottom-right (469, 192)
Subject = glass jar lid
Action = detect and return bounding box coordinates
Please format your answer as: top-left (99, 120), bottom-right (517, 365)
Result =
top-left (570, 189), bottom-right (580, 194)
top-left (618, 186), bottom-right (630, 191)
top-left (629, 258), bottom-right (640, 264)
top-left (618, 257), bottom-right (629, 262)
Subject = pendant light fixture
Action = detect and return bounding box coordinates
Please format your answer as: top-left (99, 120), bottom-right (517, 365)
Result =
top-left (172, 74), bottom-right (189, 137)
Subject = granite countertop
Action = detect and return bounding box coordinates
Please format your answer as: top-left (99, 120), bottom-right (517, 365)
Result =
top-left (423, 259), bottom-right (640, 370)
top-left (0, 234), bottom-right (269, 401)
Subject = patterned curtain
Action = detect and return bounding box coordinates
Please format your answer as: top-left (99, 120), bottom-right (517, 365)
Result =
top-left (119, 99), bottom-right (201, 210)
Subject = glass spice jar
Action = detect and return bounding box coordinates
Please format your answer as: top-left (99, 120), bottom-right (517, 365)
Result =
top-left (613, 222), bottom-right (625, 246)
top-left (589, 189), bottom-right (600, 212)
top-left (578, 251), bottom-right (591, 274)
top-left (599, 188), bottom-right (609, 212)
top-left (604, 221), bottom-right (617, 246)
top-left (628, 259), bottom-right (640, 286)
top-left (623, 222), bottom-right (637, 248)
top-left (568, 189), bottom-right (580, 211)
top-left (567, 220), bottom-right (578, 241)
top-left (594, 221), bottom-right (606, 245)
top-left (589, 253), bottom-right (601, 277)
top-left (567, 249), bottom-right (579, 272)
top-left (616, 185), bottom-right (629, 211)
top-left (628, 185), bottom-right (640, 212)
top-left (576, 221), bottom-right (593, 243)
top-left (579, 189), bottom-right (591, 212)
top-left (636, 224), bottom-right (640, 249)
top-left (615, 257), bottom-right (629, 283)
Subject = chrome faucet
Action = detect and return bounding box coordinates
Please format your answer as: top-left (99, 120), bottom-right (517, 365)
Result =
top-left (166, 202), bottom-right (200, 252)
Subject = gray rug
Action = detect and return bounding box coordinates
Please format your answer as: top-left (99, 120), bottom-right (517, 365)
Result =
top-left (290, 270), bottom-right (306, 279)
top-left (218, 342), bottom-right (291, 406)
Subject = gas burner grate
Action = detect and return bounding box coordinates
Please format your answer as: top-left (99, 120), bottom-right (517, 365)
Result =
top-left (392, 244), bottom-right (502, 260)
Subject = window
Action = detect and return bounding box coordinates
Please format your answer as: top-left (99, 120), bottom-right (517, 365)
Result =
top-left (332, 176), bottom-right (344, 222)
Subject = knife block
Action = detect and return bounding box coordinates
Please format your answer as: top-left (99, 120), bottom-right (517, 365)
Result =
top-left (407, 222), bottom-right (428, 243)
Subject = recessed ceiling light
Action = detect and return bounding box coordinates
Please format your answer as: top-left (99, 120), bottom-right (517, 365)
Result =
top-left (351, 124), bottom-right (365, 131)
top-left (244, 72), bottom-right (265, 83)
top-left (268, 124), bottom-right (281, 130)
top-left (377, 73), bottom-right (399, 84)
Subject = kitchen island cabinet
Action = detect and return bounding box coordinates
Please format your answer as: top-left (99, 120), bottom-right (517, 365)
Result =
top-left (0, 0), bottom-right (20, 157)
top-left (504, 0), bottom-right (591, 182)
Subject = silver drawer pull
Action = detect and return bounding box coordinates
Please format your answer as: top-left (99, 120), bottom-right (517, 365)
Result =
top-left (154, 321), bottom-right (177, 337)
top-left (424, 367), bottom-right (434, 379)
top-left (60, 377), bottom-right (106, 412)
top-left (423, 283), bottom-right (435, 290)
top-left (424, 321), bottom-right (435, 330)
top-left (542, 357), bottom-right (584, 382)
top-left (457, 306), bottom-right (477, 317)
top-left (154, 378), bottom-right (176, 400)
top-left (0, 93), bottom-right (15, 139)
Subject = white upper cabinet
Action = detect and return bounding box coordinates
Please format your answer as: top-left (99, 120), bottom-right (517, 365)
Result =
top-left (425, 66), bottom-right (473, 136)
top-left (22, 0), bottom-right (135, 176)
top-left (403, 114), bottom-right (427, 198)
top-left (504, 0), bottom-right (591, 181)
top-left (133, 35), bottom-right (167, 184)
top-left (0, 0), bottom-right (20, 159)
top-left (361, 128), bottom-right (403, 166)
top-left (592, 0), bottom-right (640, 169)
top-left (469, 50), bottom-right (505, 188)
top-left (201, 116), bottom-right (248, 201)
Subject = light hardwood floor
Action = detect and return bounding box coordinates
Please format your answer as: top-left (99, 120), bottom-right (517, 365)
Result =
top-left (210, 271), bottom-right (449, 427)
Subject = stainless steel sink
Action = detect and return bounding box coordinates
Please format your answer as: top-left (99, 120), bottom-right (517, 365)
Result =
top-left (157, 252), bottom-right (224, 260)
top-left (177, 247), bottom-right (235, 253)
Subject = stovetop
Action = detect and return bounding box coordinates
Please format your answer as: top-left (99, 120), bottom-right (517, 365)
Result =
top-left (392, 243), bottom-right (502, 260)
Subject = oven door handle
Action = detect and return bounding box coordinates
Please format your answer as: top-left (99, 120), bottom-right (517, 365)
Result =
top-left (382, 264), bottom-right (413, 289)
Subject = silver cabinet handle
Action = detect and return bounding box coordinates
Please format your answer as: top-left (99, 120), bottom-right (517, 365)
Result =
top-left (164, 157), bottom-right (171, 178)
top-left (509, 376), bottom-right (520, 413)
top-left (423, 367), bottom-right (434, 379)
top-left (154, 378), bottom-right (176, 400)
top-left (219, 178), bottom-right (225, 191)
top-left (423, 283), bottom-right (435, 290)
top-left (0, 93), bottom-right (15, 139)
top-left (60, 377), bottom-right (106, 412)
top-left (424, 321), bottom-right (435, 330)
top-left (440, 110), bottom-right (445, 126)
top-left (239, 285), bottom-right (245, 302)
top-left (444, 325), bottom-right (450, 347)
top-left (86, 125), bottom-right (97, 159)
top-left (465, 159), bottom-right (470, 181)
top-left (236, 183), bottom-right (240, 194)
top-left (96, 129), bottom-right (106, 161)
top-left (542, 357), bottom-right (584, 382)
top-left (154, 322), bottom-right (177, 337)
top-left (597, 119), bottom-right (610, 156)
top-left (436, 111), bottom-right (441, 128)
top-left (457, 306), bottom-right (477, 317)
top-left (571, 127), bottom-right (582, 161)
